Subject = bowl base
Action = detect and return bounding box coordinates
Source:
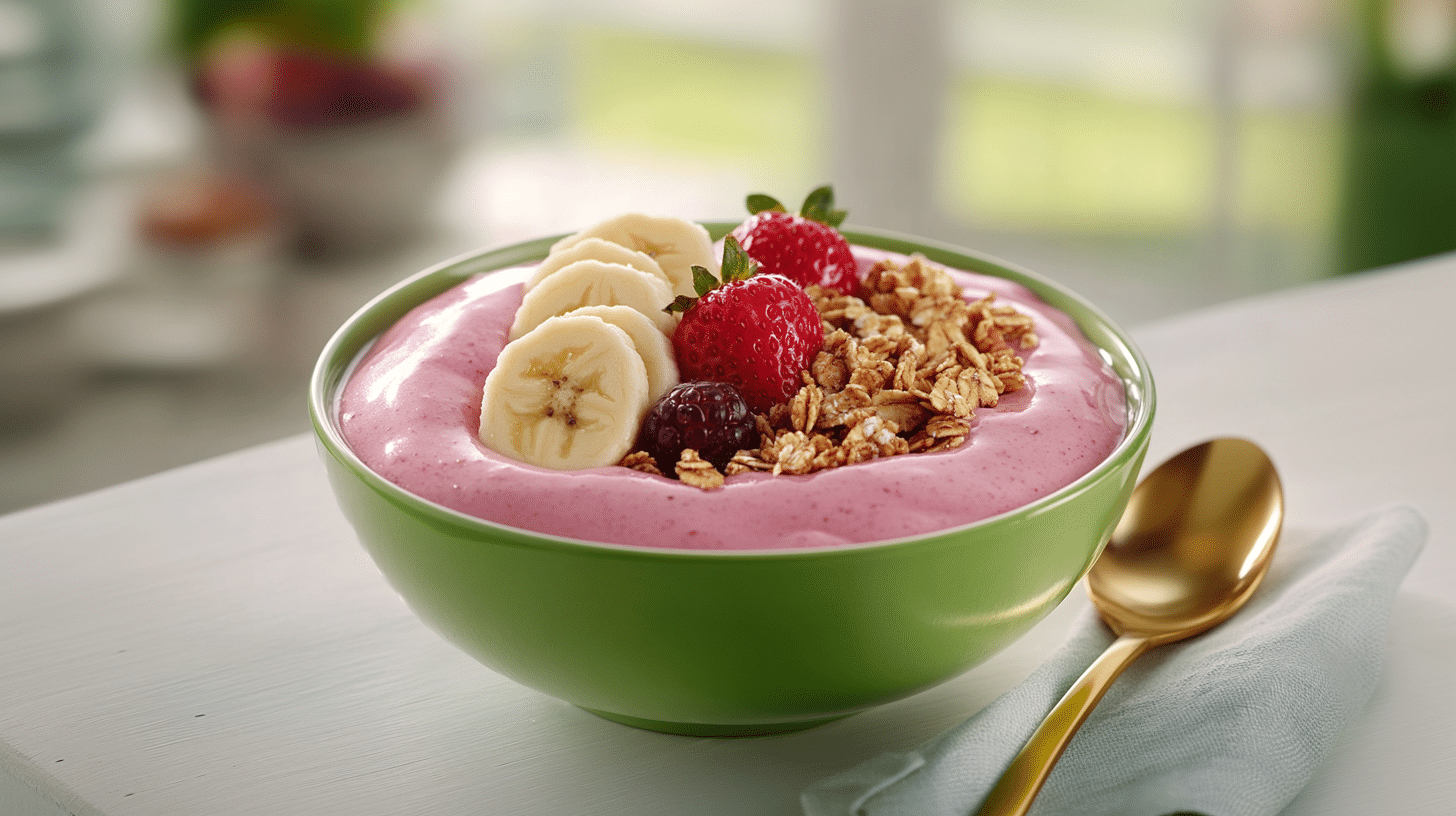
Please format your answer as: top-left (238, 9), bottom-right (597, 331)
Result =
top-left (579, 706), bottom-right (853, 737)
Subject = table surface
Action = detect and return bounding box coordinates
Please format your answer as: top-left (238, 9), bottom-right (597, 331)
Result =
top-left (3, 254), bottom-right (1453, 816)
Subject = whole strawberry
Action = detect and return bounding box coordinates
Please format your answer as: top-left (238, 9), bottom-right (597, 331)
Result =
top-left (667, 237), bottom-right (824, 413)
top-left (729, 185), bottom-right (858, 295)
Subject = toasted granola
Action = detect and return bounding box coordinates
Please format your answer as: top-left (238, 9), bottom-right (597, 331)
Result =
top-left (674, 449), bottom-right (725, 490)
top-left (620, 450), bottom-right (665, 477)
top-left (622, 253), bottom-right (1037, 489)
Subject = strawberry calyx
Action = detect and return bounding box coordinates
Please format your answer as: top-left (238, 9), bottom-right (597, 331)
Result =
top-left (664, 235), bottom-right (758, 314)
top-left (745, 185), bottom-right (847, 229)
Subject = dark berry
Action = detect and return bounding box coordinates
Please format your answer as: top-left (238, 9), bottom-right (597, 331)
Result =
top-left (637, 381), bottom-right (758, 475)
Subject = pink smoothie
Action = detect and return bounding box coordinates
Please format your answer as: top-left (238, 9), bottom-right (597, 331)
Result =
top-left (337, 248), bottom-right (1127, 550)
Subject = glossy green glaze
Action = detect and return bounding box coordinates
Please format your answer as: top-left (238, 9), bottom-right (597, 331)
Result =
top-left (310, 226), bottom-right (1155, 735)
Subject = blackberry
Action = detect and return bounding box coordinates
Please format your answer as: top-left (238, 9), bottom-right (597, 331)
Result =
top-left (638, 381), bottom-right (757, 475)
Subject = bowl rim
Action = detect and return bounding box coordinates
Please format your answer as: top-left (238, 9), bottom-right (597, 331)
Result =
top-left (309, 222), bottom-right (1156, 560)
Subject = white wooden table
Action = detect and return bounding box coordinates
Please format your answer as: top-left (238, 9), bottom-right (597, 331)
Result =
top-left (3, 254), bottom-right (1453, 816)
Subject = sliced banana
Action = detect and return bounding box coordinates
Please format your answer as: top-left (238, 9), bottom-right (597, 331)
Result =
top-left (509, 259), bottom-right (677, 341)
top-left (480, 314), bottom-right (650, 470)
top-left (524, 237), bottom-right (670, 293)
top-left (550, 213), bottom-right (717, 299)
top-left (563, 305), bottom-right (679, 405)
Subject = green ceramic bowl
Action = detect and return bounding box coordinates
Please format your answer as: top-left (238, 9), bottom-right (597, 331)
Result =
top-left (309, 225), bottom-right (1155, 736)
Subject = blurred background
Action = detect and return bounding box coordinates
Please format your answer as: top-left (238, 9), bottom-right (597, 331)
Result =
top-left (1, 0), bottom-right (1450, 513)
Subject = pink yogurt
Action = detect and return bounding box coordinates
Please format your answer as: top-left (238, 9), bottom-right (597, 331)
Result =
top-left (337, 248), bottom-right (1127, 550)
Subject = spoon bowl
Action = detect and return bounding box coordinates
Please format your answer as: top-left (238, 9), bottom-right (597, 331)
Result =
top-left (1090, 437), bottom-right (1283, 643)
top-left (977, 437), bottom-right (1284, 816)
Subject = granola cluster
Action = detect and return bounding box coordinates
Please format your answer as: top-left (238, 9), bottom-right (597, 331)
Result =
top-left (623, 254), bottom-right (1038, 489)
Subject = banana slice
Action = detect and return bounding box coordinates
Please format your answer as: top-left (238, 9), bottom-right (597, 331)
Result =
top-left (524, 237), bottom-right (670, 293)
top-left (480, 314), bottom-right (650, 470)
top-left (509, 259), bottom-right (676, 341)
top-left (550, 214), bottom-right (717, 299)
top-left (564, 305), bottom-right (679, 405)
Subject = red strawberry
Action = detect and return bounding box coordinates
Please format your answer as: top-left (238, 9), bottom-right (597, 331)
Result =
top-left (667, 236), bottom-right (824, 412)
top-left (729, 185), bottom-right (858, 295)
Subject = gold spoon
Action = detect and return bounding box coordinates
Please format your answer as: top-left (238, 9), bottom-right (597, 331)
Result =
top-left (975, 437), bottom-right (1284, 816)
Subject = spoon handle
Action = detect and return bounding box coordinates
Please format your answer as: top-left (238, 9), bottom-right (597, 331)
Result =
top-left (974, 633), bottom-right (1153, 816)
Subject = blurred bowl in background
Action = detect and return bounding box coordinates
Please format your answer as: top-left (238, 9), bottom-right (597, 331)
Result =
top-left (255, 105), bottom-right (454, 258)
top-left (194, 40), bottom-right (458, 259)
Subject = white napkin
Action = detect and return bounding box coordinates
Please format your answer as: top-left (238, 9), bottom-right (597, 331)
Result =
top-left (802, 504), bottom-right (1428, 816)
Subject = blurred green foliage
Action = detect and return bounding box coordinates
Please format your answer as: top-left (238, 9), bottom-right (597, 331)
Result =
top-left (1337, 0), bottom-right (1456, 273)
top-left (169, 0), bottom-right (396, 62)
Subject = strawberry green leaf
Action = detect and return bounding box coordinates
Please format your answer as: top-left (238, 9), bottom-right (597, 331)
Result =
top-left (665, 294), bottom-right (698, 314)
top-left (746, 194), bottom-right (786, 215)
top-left (800, 185), bottom-right (836, 223)
top-left (826, 208), bottom-right (848, 228)
top-left (690, 265), bottom-right (720, 298)
top-left (720, 235), bottom-right (758, 283)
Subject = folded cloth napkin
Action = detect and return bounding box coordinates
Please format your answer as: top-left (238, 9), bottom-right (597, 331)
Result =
top-left (802, 504), bottom-right (1428, 816)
